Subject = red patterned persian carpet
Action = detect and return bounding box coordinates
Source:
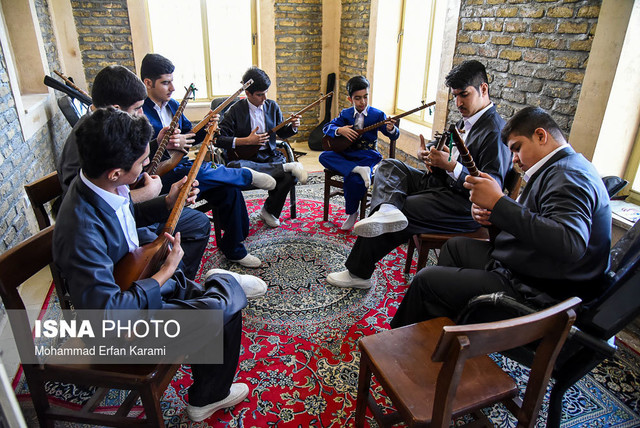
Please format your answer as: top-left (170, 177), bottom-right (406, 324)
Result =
top-left (162, 196), bottom-right (414, 426)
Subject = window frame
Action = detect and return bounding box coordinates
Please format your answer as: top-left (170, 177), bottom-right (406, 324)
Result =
top-left (144, 0), bottom-right (258, 102)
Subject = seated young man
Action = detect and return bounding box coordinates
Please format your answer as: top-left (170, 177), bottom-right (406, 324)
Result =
top-left (217, 66), bottom-right (308, 228)
top-left (326, 60), bottom-right (512, 289)
top-left (141, 54), bottom-right (272, 268)
top-left (391, 107), bottom-right (612, 327)
top-left (53, 107), bottom-right (267, 421)
top-left (321, 75), bottom-right (398, 230)
top-left (57, 65), bottom-right (209, 279)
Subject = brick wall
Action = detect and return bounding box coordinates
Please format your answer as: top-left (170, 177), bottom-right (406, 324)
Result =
top-left (338, 0), bottom-right (371, 111)
top-left (274, 0), bottom-right (323, 140)
top-left (452, 0), bottom-right (600, 135)
top-left (0, 0), bottom-right (69, 254)
top-left (71, 0), bottom-right (135, 92)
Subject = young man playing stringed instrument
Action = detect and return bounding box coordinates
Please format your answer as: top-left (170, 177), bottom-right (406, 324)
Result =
top-left (57, 65), bottom-right (210, 279)
top-left (320, 75), bottom-right (399, 230)
top-left (142, 53), bottom-right (272, 268)
top-left (53, 108), bottom-right (267, 421)
top-left (217, 67), bottom-right (308, 228)
top-left (326, 60), bottom-right (512, 289)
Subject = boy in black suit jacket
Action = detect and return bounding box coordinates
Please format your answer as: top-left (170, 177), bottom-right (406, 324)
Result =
top-left (218, 67), bottom-right (308, 228)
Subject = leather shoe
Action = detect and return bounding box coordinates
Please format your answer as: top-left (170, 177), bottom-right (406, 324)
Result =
top-left (326, 270), bottom-right (373, 289)
top-left (353, 209), bottom-right (408, 238)
top-left (260, 206), bottom-right (281, 227)
top-left (186, 383), bottom-right (249, 422)
top-left (206, 269), bottom-right (267, 299)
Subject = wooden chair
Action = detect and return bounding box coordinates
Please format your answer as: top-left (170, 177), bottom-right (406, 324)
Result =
top-left (457, 218), bottom-right (640, 427)
top-left (0, 226), bottom-right (180, 427)
top-left (24, 172), bottom-right (72, 311)
top-left (355, 297), bottom-right (581, 428)
top-left (323, 123), bottom-right (399, 222)
top-left (404, 167), bottom-right (522, 273)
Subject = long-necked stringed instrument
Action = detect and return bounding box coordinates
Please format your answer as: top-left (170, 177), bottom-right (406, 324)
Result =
top-left (113, 124), bottom-right (217, 291)
top-left (449, 124), bottom-right (479, 177)
top-left (143, 83), bottom-right (197, 179)
top-left (322, 101), bottom-right (436, 153)
top-left (190, 79), bottom-right (254, 134)
top-left (227, 91), bottom-right (334, 161)
top-left (54, 70), bottom-right (91, 98)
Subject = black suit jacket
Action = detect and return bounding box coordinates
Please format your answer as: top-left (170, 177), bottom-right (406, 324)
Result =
top-left (490, 146), bottom-right (612, 301)
top-left (217, 99), bottom-right (297, 163)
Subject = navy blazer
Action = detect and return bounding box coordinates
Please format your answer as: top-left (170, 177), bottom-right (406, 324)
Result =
top-left (323, 106), bottom-right (399, 150)
top-left (217, 99), bottom-right (297, 163)
top-left (490, 146), bottom-right (612, 301)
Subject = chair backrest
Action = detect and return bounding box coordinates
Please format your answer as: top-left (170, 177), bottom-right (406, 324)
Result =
top-left (210, 96), bottom-right (240, 122)
top-left (57, 95), bottom-right (83, 127)
top-left (579, 219), bottom-right (640, 339)
top-left (0, 226), bottom-right (54, 360)
top-left (24, 171), bottom-right (62, 230)
top-left (430, 297), bottom-right (580, 428)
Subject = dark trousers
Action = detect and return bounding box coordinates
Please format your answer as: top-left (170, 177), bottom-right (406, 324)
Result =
top-left (319, 149), bottom-right (382, 214)
top-left (227, 158), bottom-right (295, 218)
top-left (390, 237), bottom-right (518, 328)
top-left (137, 208), bottom-right (210, 280)
top-left (189, 311), bottom-right (243, 406)
top-left (200, 186), bottom-right (250, 261)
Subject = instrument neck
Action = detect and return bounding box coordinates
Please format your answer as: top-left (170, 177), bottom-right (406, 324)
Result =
top-left (271, 92), bottom-right (333, 134)
top-left (358, 101), bottom-right (436, 134)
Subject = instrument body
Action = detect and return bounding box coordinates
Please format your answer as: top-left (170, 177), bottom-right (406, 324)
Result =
top-left (114, 124), bottom-right (217, 291)
top-left (228, 92), bottom-right (333, 161)
top-left (321, 101), bottom-right (436, 153)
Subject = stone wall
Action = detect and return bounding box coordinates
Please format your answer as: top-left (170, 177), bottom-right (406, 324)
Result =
top-left (452, 0), bottom-right (600, 134)
top-left (338, 0), bottom-right (371, 111)
top-left (0, 0), bottom-right (69, 254)
top-left (274, 0), bottom-right (323, 140)
top-left (70, 0), bottom-right (134, 92)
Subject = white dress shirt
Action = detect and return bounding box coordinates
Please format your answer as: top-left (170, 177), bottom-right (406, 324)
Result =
top-left (80, 170), bottom-right (139, 251)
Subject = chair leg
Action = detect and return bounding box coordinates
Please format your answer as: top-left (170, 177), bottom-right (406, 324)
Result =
top-left (404, 238), bottom-right (416, 274)
top-left (359, 194), bottom-right (368, 220)
top-left (140, 385), bottom-right (165, 427)
top-left (355, 352), bottom-right (373, 428)
top-left (416, 244), bottom-right (431, 272)
top-left (212, 209), bottom-right (222, 247)
top-left (323, 174), bottom-right (331, 222)
top-left (290, 185), bottom-right (297, 219)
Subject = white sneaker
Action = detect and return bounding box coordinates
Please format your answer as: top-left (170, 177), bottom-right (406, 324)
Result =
top-left (186, 383), bottom-right (249, 422)
top-left (260, 206), bottom-right (281, 227)
top-left (228, 253), bottom-right (262, 268)
top-left (206, 269), bottom-right (267, 299)
top-left (284, 161), bottom-right (308, 184)
top-left (244, 167), bottom-right (276, 190)
top-left (326, 270), bottom-right (373, 289)
top-left (339, 212), bottom-right (359, 231)
top-left (353, 209), bottom-right (408, 238)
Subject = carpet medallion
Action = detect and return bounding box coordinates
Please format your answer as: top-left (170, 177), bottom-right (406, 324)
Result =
top-left (11, 180), bottom-right (640, 427)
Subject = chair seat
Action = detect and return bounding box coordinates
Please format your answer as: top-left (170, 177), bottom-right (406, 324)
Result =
top-left (359, 317), bottom-right (517, 424)
top-left (405, 228), bottom-right (490, 273)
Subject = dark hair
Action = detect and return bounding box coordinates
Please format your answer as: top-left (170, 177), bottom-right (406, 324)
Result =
top-left (501, 106), bottom-right (565, 144)
top-left (242, 67), bottom-right (271, 93)
top-left (346, 76), bottom-right (370, 96)
top-left (444, 60), bottom-right (489, 92)
top-left (91, 65), bottom-right (147, 109)
top-left (76, 107), bottom-right (152, 178)
top-left (140, 53), bottom-right (175, 82)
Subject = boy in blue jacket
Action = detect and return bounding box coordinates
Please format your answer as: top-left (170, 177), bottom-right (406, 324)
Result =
top-left (321, 76), bottom-right (398, 230)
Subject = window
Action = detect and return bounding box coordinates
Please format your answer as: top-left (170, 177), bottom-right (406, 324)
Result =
top-left (0, 0), bottom-right (54, 139)
top-left (394, 0), bottom-right (446, 127)
top-left (146, 0), bottom-right (257, 101)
